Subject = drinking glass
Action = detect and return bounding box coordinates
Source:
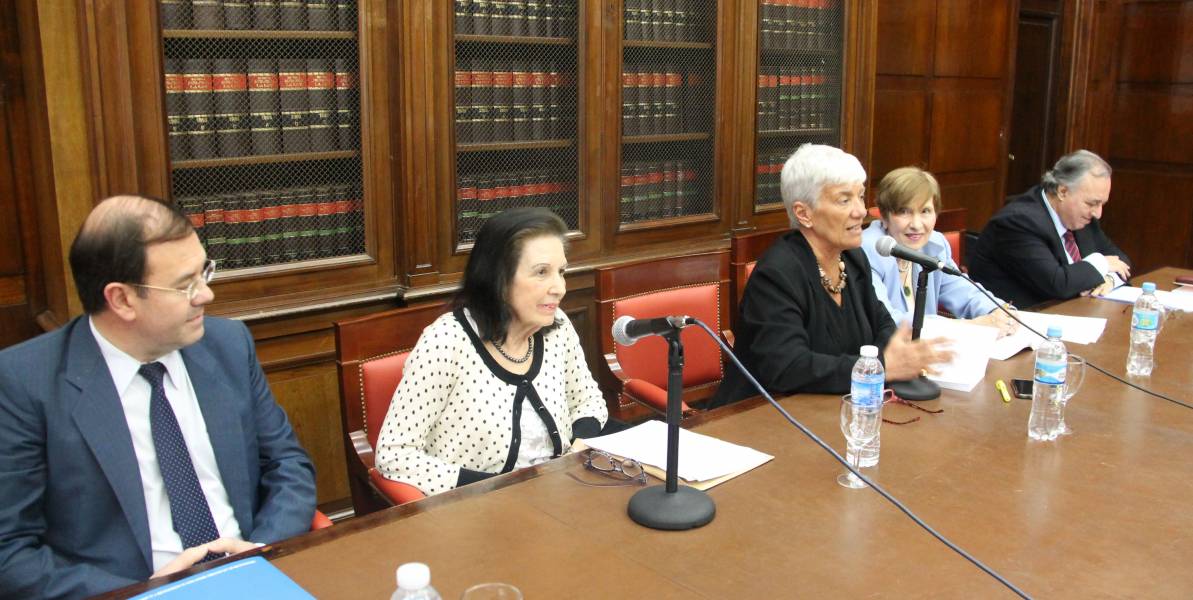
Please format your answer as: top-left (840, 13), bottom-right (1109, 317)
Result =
top-left (837, 394), bottom-right (884, 489)
top-left (1055, 355), bottom-right (1086, 435)
top-left (461, 582), bottom-right (523, 600)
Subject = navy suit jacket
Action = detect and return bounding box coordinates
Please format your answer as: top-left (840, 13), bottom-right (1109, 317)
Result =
top-left (968, 186), bottom-right (1130, 308)
top-left (0, 316), bottom-right (316, 599)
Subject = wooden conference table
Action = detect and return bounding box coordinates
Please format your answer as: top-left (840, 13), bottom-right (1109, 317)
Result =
top-left (116, 269), bottom-right (1193, 599)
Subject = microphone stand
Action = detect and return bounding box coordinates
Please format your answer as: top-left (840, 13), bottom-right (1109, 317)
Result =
top-left (627, 327), bottom-right (716, 530)
top-left (889, 266), bottom-right (941, 401)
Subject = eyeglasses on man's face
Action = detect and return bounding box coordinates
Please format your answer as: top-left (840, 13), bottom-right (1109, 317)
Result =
top-left (567, 450), bottom-right (648, 487)
top-left (131, 259), bottom-right (216, 302)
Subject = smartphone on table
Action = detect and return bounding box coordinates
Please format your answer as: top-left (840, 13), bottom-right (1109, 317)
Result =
top-left (1011, 379), bottom-right (1033, 399)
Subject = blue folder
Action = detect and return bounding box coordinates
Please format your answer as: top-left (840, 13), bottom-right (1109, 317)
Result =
top-left (131, 556), bottom-right (314, 599)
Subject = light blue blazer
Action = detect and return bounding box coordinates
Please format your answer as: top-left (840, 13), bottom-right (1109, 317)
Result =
top-left (861, 220), bottom-right (999, 325)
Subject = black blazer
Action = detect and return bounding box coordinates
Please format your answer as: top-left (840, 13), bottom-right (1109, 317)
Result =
top-left (968, 186), bottom-right (1130, 308)
top-left (712, 230), bottom-right (897, 407)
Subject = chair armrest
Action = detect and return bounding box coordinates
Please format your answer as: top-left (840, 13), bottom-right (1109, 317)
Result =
top-left (721, 329), bottom-right (735, 349)
top-left (624, 378), bottom-right (693, 415)
top-left (310, 510), bottom-right (333, 530)
top-left (368, 468), bottom-right (426, 506)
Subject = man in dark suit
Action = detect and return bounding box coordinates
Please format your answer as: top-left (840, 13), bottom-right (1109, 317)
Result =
top-left (0, 195), bottom-right (316, 599)
top-left (969, 150), bottom-right (1131, 308)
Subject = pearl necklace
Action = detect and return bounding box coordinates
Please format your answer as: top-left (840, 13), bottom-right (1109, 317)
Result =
top-left (493, 336), bottom-right (533, 364)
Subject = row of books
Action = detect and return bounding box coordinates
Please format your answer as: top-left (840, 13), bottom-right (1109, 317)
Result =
top-left (759, 0), bottom-right (839, 52)
top-left (178, 185), bottom-right (364, 269)
top-left (160, 0), bottom-right (356, 31)
top-left (619, 160), bottom-right (702, 223)
top-left (624, 0), bottom-right (713, 43)
top-left (453, 60), bottom-right (573, 143)
top-left (755, 66), bottom-right (835, 132)
top-left (621, 66), bottom-right (711, 137)
top-left (165, 57), bottom-right (358, 161)
top-left (457, 169), bottom-right (576, 241)
top-left (754, 150), bottom-right (786, 205)
top-left (454, 0), bottom-right (577, 38)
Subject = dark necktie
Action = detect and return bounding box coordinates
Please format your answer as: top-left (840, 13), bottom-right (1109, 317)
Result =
top-left (1062, 230), bottom-right (1081, 263)
top-left (138, 362), bottom-right (222, 562)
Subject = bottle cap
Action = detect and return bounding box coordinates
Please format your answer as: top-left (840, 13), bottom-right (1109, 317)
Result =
top-left (1142, 282), bottom-right (1156, 293)
top-left (1046, 325), bottom-right (1063, 338)
top-left (397, 562), bottom-right (431, 590)
top-left (859, 345), bottom-right (878, 358)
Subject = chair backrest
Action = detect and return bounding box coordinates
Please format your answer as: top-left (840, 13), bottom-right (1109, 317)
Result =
top-left (335, 301), bottom-right (449, 457)
top-left (935, 207), bottom-right (968, 270)
top-left (596, 251), bottom-right (730, 394)
top-left (729, 228), bottom-right (785, 332)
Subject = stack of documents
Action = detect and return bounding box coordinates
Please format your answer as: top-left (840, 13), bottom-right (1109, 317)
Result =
top-left (581, 420), bottom-right (773, 490)
top-left (918, 317), bottom-right (999, 391)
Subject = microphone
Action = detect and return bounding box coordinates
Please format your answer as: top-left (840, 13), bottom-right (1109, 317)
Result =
top-left (875, 235), bottom-right (963, 276)
top-left (612, 315), bottom-right (691, 346)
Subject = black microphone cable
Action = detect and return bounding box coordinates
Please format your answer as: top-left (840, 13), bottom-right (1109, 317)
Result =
top-left (687, 319), bottom-right (1032, 600)
top-left (958, 275), bottom-right (1193, 411)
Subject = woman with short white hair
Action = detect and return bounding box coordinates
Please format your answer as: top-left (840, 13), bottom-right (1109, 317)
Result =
top-left (712, 144), bottom-right (950, 407)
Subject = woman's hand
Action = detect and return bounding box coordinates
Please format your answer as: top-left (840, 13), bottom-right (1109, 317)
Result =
top-left (971, 306), bottom-right (1019, 338)
top-left (882, 325), bottom-right (954, 381)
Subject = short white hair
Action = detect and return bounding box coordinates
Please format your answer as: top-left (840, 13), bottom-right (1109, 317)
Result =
top-left (780, 144), bottom-right (867, 229)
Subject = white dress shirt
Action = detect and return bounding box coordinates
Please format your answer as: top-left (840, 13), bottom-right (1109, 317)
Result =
top-left (1040, 189), bottom-right (1123, 285)
top-left (89, 318), bottom-right (242, 572)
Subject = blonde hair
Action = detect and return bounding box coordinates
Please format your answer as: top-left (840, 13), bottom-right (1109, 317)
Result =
top-left (875, 167), bottom-right (940, 219)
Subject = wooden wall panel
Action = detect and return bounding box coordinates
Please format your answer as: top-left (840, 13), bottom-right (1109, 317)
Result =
top-left (1110, 89), bottom-right (1193, 164)
top-left (935, 0), bottom-right (1011, 78)
top-left (1100, 169), bottom-right (1193, 274)
top-left (1116, 1), bottom-right (1193, 83)
top-left (871, 85), bottom-right (929, 179)
top-left (937, 176), bottom-right (1000, 230)
top-left (875, 0), bottom-right (935, 76)
top-left (929, 86), bottom-right (1005, 173)
top-left (265, 360), bottom-right (351, 507)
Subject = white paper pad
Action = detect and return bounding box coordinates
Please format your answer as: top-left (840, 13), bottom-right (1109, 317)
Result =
top-left (919, 317), bottom-right (999, 391)
top-left (988, 310), bottom-right (1108, 360)
top-left (1099, 286), bottom-right (1193, 313)
top-left (580, 420), bottom-right (773, 483)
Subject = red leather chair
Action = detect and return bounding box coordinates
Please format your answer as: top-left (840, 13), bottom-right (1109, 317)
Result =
top-left (935, 207), bottom-right (968, 272)
top-left (729, 228), bottom-right (786, 337)
top-left (595, 251), bottom-right (730, 416)
top-left (334, 302), bottom-right (448, 515)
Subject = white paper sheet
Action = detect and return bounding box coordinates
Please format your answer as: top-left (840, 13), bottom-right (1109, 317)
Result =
top-left (988, 310), bottom-right (1108, 360)
top-left (580, 420), bottom-right (773, 483)
top-left (1099, 286), bottom-right (1193, 313)
top-left (918, 317), bottom-right (999, 391)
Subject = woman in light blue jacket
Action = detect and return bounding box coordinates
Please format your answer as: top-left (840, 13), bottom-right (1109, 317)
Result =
top-left (862, 167), bottom-right (1017, 335)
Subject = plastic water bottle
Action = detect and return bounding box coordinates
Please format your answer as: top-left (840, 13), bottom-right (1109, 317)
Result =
top-left (1028, 326), bottom-right (1066, 441)
top-left (849, 345), bottom-right (884, 467)
top-left (391, 563), bottom-right (442, 600)
top-left (1127, 282), bottom-right (1161, 377)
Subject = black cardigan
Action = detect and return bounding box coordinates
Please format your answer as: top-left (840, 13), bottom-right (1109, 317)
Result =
top-left (712, 230), bottom-right (897, 407)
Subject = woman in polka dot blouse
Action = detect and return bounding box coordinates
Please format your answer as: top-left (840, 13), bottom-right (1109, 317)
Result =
top-left (374, 208), bottom-right (609, 495)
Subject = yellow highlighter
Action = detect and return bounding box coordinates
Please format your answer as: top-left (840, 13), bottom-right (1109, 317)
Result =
top-left (995, 380), bottom-right (1012, 403)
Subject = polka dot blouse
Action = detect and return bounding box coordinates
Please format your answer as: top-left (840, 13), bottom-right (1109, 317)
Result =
top-left (374, 308), bottom-right (608, 495)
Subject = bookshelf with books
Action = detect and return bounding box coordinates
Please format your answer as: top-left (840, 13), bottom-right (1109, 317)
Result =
top-left (617, 0), bottom-right (721, 231)
top-left (162, 5), bottom-right (366, 274)
top-left (450, 0), bottom-right (582, 251)
top-left (752, 0), bottom-right (845, 212)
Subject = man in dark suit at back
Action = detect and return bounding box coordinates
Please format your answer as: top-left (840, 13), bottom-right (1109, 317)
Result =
top-left (0, 195), bottom-right (316, 599)
top-left (969, 150), bottom-right (1131, 308)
